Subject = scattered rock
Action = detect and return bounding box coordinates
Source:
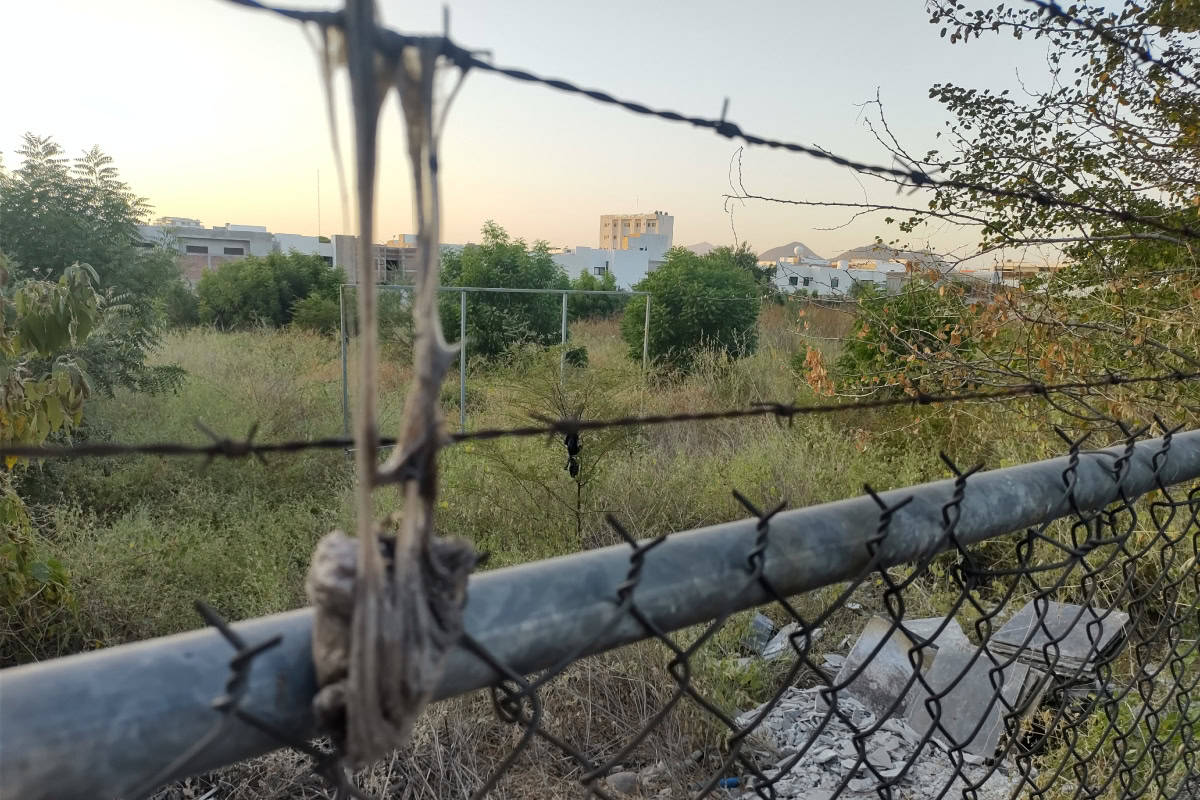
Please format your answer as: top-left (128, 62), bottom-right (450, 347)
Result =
top-left (733, 687), bottom-right (1022, 800)
top-left (607, 771), bottom-right (640, 795)
top-left (690, 749), bottom-right (703, 763)
top-left (639, 761), bottom-right (668, 788)
top-left (762, 623), bottom-right (800, 660)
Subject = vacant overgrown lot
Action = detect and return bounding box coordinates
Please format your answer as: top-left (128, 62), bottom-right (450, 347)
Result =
top-left (13, 303), bottom-right (1120, 798)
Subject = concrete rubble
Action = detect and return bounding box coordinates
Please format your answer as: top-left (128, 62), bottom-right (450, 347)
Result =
top-left (827, 615), bottom-right (1048, 757)
top-left (733, 686), bottom-right (1023, 800)
top-left (989, 601), bottom-right (1129, 682)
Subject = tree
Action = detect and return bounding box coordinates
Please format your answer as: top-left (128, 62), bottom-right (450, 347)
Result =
top-left (621, 246), bottom-right (760, 371)
top-left (195, 251), bottom-right (344, 329)
top-left (888, 1), bottom-right (1200, 422)
top-left (0, 133), bottom-right (186, 397)
top-left (568, 268), bottom-right (628, 320)
top-left (719, 242), bottom-right (776, 294)
top-left (732, 3), bottom-right (1200, 426)
top-left (0, 134), bottom-right (180, 299)
top-left (1, 259), bottom-right (101, 656)
top-left (439, 221), bottom-right (569, 359)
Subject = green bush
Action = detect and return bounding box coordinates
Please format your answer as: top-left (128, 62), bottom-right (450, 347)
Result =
top-left (1, 133), bottom-right (186, 398)
top-left (564, 345), bottom-right (589, 367)
top-left (161, 280), bottom-right (200, 328)
top-left (834, 278), bottom-right (978, 394)
top-left (196, 251), bottom-right (344, 329)
top-left (291, 293), bottom-right (340, 335)
top-left (568, 269), bottom-right (627, 320)
top-left (439, 221), bottom-right (568, 359)
top-left (621, 246), bottom-right (760, 371)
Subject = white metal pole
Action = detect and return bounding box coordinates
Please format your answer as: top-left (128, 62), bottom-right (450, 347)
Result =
top-left (459, 290), bottom-right (467, 432)
top-left (642, 295), bottom-right (651, 371)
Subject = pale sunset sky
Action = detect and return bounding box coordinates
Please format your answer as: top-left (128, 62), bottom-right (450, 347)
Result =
top-left (1, 0), bottom-right (1051, 258)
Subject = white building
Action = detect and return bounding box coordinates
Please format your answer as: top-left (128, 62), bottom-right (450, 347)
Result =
top-left (548, 211), bottom-right (675, 288)
top-left (773, 261), bottom-right (895, 297)
top-left (551, 246), bottom-right (665, 290)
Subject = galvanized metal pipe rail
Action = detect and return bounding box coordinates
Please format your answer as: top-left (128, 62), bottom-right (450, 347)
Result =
top-left (3, 431), bottom-right (1199, 799)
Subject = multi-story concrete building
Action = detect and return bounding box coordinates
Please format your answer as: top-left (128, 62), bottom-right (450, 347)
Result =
top-left (332, 234), bottom-right (464, 285)
top-left (138, 219), bottom-right (471, 286)
top-left (137, 220), bottom-right (296, 283)
top-left (598, 211), bottom-right (673, 257)
top-left (333, 235), bottom-right (417, 285)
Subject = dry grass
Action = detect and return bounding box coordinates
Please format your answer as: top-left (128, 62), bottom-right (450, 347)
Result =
top-left (30, 304), bottom-right (1164, 798)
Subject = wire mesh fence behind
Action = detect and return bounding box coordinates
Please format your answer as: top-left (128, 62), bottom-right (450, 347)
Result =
top-left (338, 284), bottom-right (646, 439)
top-left (92, 428), bottom-right (1199, 800)
top-left (440, 431), bottom-right (1200, 800)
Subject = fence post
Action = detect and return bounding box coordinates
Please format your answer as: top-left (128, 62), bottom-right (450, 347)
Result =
top-left (459, 289), bottom-right (467, 432)
top-left (560, 290), bottom-right (568, 375)
top-left (642, 295), bottom-right (651, 371)
top-left (340, 284), bottom-right (350, 439)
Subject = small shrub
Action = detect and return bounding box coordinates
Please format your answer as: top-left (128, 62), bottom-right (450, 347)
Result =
top-left (291, 293), bottom-right (340, 335)
top-left (564, 345), bottom-right (589, 367)
top-left (836, 278), bottom-right (978, 394)
top-left (196, 252), bottom-right (344, 329)
top-left (161, 280), bottom-right (200, 328)
top-left (621, 246), bottom-right (760, 371)
top-left (569, 269), bottom-right (627, 320)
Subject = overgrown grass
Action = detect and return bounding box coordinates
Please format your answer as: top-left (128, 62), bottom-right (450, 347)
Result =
top-left (10, 305), bottom-right (1195, 799)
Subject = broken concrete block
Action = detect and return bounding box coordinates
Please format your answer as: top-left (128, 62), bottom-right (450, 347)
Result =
top-left (833, 616), bottom-right (936, 721)
top-left (762, 622), bottom-right (800, 660)
top-left (735, 686), bottom-right (1023, 800)
top-left (990, 600), bottom-right (1129, 679)
top-left (902, 616), bottom-right (972, 651)
top-left (904, 648), bottom-right (1033, 757)
top-left (606, 771), bottom-right (640, 795)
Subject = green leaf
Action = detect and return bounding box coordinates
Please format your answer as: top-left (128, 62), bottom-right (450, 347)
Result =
top-left (29, 561), bottom-right (52, 583)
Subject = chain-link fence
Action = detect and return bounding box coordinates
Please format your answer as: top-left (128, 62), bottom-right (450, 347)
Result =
top-left (337, 284), bottom-right (651, 436)
top-left (4, 427), bottom-right (1198, 799)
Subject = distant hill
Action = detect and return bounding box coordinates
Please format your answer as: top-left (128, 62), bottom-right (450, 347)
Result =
top-left (683, 241), bottom-right (716, 256)
top-left (830, 242), bottom-right (940, 266)
top-left (758, 241), bottom-right (825, 262)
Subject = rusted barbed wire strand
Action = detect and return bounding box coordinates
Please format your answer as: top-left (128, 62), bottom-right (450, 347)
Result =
top-left (223, 0), bottom-right (1200, 242)
top-left (5, 368), bottom-right (1198, 463)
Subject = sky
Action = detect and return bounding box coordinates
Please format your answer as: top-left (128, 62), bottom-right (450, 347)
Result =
top-left (1, 0), bottom-right (1055, 259)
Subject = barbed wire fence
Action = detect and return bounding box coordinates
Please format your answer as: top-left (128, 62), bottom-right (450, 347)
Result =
top-left (2, 1), bottom-right (1199, 799)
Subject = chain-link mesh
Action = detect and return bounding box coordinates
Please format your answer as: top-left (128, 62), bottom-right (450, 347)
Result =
top-left (450, 427), bottom-right (1198, 799)
top-left (175, 426), bottom-right (1198, 800)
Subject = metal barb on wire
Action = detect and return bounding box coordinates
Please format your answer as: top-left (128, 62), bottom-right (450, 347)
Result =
top-left (192, 601), bottom-right (375, 800)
